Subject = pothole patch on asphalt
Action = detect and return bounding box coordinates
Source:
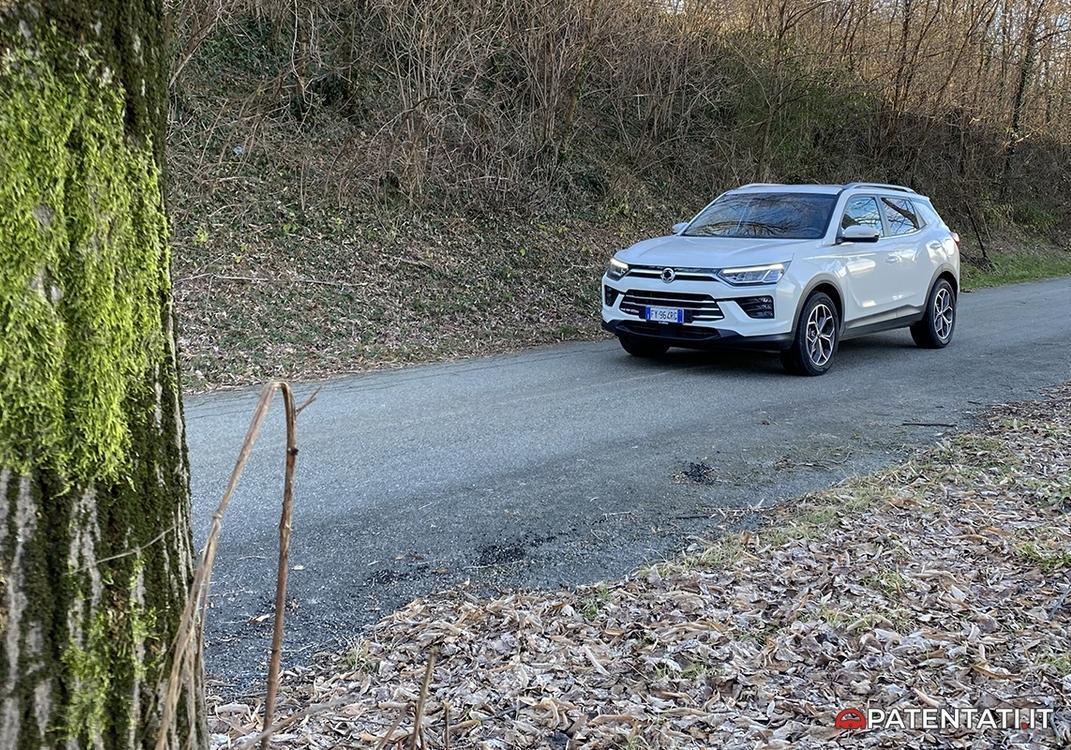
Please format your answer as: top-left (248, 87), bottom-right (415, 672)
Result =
top-left (674, 461), bottom-right (721, 485)
top-left (472, 532), bottom-right (559, 568)
top-left (474, 542), bottom-right (526, 567)
top-left (366, 565), bottom-right (427, 586)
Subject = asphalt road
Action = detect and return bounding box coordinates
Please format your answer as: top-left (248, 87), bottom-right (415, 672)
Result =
top-left (186, 277), bottom-right (1071, 693)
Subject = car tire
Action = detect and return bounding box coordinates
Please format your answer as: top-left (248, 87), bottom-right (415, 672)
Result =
top-left (781, 291), bottom-right (839, 376)
top-left (618, 335), bottom-right (669, 358)
top-left (911, 278), bottom-right (956, 349)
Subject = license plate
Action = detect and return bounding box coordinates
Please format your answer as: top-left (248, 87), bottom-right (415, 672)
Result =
top-left (645, 306), bottom-right (684, 323)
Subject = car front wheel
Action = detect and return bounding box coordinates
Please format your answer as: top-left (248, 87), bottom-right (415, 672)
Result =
top-left (911, 278), bottom-right (956, 348)
top-left (781, 291), bottom-right (839, 376)
top-left (618, 335), bottom-right (669, 358)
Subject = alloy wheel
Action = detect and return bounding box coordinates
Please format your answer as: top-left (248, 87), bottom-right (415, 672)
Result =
top-left (806, 302), bottom-right (836, 367)
top-left (934, 287), bottom-right (954, 341)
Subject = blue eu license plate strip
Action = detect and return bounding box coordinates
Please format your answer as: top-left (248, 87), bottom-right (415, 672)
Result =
top-left (645, 306), bottom-right (684, 323)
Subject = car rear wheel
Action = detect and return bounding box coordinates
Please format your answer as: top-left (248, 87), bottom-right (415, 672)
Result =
top-left (781, 291), bottom-right (839, 376)
top-left (618, 335), bottom-right (669, 358)
top-left (911, 278), bottom-right (956, 348)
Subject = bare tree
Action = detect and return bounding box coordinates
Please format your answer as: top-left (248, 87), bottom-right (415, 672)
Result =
top-left (168, 0), bottom-right (1071, 217)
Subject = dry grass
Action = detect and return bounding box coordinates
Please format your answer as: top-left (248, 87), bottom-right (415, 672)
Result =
top-left (207, 387), bottom-right (1071, 748)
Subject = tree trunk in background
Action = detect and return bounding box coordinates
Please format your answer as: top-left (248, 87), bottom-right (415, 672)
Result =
top-left (0, 3), bottom-right (205, 749)
top-left (999, 0), bottom-right (1043, 200)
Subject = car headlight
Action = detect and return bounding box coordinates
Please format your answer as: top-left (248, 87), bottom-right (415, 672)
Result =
top-left (606, 257), bottom-right (629, 281)
top-left (717, 262), bottom-right (787, 286)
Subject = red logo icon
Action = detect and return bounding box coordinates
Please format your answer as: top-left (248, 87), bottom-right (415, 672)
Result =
top-left (835, 707), bottom-right (867, 730)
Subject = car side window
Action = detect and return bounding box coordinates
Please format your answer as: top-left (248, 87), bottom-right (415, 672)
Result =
top-left (841, 196), bottom-right (883, 234)
top-left (913, 200), bottom-right (939, 227)
top-left (881, 197), bottom-right (921, 235)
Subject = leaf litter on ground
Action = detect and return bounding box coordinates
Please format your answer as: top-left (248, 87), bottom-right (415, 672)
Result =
top-left (208, 386), bottom-right (1071, 749)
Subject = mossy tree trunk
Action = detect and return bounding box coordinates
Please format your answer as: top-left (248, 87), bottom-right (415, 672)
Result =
top-left (1, 2), bottom-right (205, 749)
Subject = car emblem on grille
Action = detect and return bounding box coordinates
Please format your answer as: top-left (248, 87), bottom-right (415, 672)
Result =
top-left (661, 267), bottom-right (676, 283)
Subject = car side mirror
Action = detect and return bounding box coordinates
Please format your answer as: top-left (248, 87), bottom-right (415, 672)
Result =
top-left (672, 222), bottom-right (688, 234)
top-left (838, 225), bottom-right (880, 243)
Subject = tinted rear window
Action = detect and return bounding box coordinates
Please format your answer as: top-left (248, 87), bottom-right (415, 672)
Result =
top-left (684, 193), bottom-right (836, 240)
top-left (913, 200), bottom-right (942, 227)
top-left (881, 197), bottom-right (921, 234)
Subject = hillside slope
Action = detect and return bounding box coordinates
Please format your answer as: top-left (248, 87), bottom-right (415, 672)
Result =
top-left (167, 1), bottom-right (1071, 390)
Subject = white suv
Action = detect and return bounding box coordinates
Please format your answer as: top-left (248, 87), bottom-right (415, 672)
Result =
top-left (601, 182), bottom-right (960, 375)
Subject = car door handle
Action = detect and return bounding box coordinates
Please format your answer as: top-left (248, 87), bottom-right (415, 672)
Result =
top-left (885, 255), bottom-right (900, 263)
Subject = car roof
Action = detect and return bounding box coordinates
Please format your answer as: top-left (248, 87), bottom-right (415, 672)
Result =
top-left (728, 182), bottom-right (928, 199)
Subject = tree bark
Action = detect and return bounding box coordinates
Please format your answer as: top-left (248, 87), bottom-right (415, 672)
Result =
top-left (1, 2), bottom-right (205, 749)
top-left (999, 0), bottom-right (1045, 200)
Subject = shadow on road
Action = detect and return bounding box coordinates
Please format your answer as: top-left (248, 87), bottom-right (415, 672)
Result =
top-left (609, 331), bottom-right (918, 376)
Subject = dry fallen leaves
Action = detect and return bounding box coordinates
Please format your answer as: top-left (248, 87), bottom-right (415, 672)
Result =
top-left (208, 386), bottom-right (1071, 749)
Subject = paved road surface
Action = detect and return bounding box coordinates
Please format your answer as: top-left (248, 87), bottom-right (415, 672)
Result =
top-left (186, 277), bottom-right (1071, 693)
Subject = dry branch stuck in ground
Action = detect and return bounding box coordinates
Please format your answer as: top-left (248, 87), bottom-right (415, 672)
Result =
top-left (208, 386), bottom-right (1071, 749)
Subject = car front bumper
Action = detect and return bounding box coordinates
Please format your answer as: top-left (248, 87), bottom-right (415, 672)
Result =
top-left (601, 274), bottom-right (798, 351)
top-left (600, 319), bottom-right (793, 350)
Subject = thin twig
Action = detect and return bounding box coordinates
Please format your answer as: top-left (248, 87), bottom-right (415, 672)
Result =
top-left (295, 386), bottom-right (322, 415)
top-left (76, 524), bottom-right (175, 572)
top-left (155, 381), bottom-right (304, 750)
top-left (169, 0), bottom-right (227, 89)
top-left (262, 384), bottom-right (299, 749)
top-left (374, 707), bottom-right (407, 750)
top-left (155, 382), bottom-right (275, 750)
top-left (236, 694), bottom-right (356, 750)
top-left (443, 702), bottom-right (451, 750)
top-left (204, 274), bottom-right (367, 288)
top-left (408, 649), bottom-right (438, 750)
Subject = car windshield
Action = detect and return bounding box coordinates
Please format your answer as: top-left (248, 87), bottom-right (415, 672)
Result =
top-left (683, 192), bottom-right (836, 239)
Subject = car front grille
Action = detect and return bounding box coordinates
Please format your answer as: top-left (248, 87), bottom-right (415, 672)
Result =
top-left (619, 290), bottom-right (724, 322)
top-left (626, 265), bottom-right (719, 282)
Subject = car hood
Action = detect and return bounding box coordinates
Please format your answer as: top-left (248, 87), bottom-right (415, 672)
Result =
top-left (615, 235), bottom-right (809, 268)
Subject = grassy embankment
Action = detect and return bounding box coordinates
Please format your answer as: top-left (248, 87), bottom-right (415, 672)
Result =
top-left (961, 239), bottom-right (1071, 289)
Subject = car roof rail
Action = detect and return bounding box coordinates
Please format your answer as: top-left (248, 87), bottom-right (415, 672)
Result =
top-left (841, 181), bottom-right (916, 194)
top-left (733, 182), bottom-right (784, 189)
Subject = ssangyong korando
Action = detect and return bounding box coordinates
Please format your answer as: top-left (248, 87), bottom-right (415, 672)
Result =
top-left (601, 183), bottom-right (960, 375)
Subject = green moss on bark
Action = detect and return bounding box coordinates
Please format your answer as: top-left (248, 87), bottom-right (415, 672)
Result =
top-left (1, 10), bottom-right (203, 749)
top-left (0, 29), bottom-right (171, 482)
top-left (63, 562), bottom-right (160, 741)
top-left (63, 609), bottom-right (112, 737)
